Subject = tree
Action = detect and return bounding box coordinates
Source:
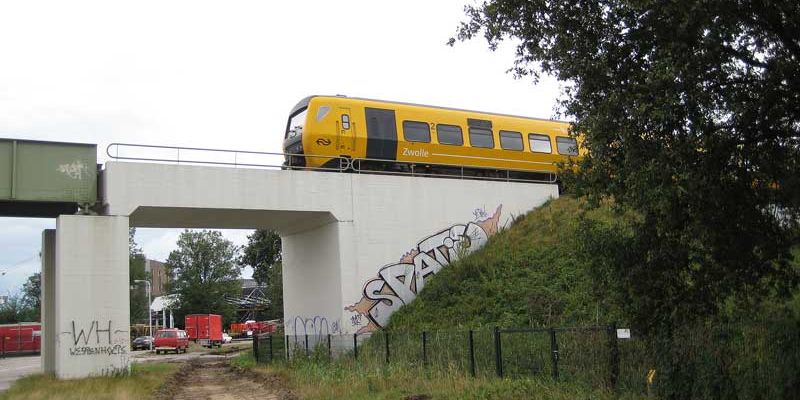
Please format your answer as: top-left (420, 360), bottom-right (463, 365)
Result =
top-left (167, 230), bottom-right (241, 326)
top-left (21, 272), bottom-right (41, 312)
top-left (239, 229), bottom-right (283, 319)
top-left (452, 1), bottom-right (800, 331)
top-left (129, 228), bottom-right (149, 324)
top-left (239, 229), bottom-right (281, 286)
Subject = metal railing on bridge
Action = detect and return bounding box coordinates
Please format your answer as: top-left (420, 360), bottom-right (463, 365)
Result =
top-left (106, 143), bottom-right (558, 184)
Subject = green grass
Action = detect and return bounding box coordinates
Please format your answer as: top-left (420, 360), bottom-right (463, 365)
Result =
top-left (0, 362), bottom-right (179, 400)
top-left (232, 352), bottom-right (639, 400)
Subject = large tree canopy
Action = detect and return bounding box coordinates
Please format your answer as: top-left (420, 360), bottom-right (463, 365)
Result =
top-left (453, 0), bottom-right (799, 329)
top-left (239, 229), bottom-right (283, 320)
top-left (167, 230), bottom-right (241, 325)
top-left (239, 229), bottom-right (281, 286)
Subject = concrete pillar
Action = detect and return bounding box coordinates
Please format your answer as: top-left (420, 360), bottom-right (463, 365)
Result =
top-left (41, 229), bottom-right (56, 374)
top-left (53, 215), bottom-right (130, 379)
top-left (282, 221), bottom-right (344, 336)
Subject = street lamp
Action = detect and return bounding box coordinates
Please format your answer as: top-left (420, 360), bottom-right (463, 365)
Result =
top-left (133, 279), bottom-right (152, 351)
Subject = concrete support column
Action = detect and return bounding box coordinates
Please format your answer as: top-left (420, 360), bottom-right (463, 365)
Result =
top-left (41, 229), bottom-right (56, 374)
top-left (53, 215), bottom-right (130, 379)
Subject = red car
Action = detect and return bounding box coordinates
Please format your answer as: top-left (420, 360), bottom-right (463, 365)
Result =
top-left (153, 328), bottom-right (189, 354)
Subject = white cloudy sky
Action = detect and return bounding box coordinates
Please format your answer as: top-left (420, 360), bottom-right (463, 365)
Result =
top-left (0, 0), bottom-right (561, 295)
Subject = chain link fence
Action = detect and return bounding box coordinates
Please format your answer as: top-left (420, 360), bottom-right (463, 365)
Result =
top-left (252, 320), bottom-right (800, 397)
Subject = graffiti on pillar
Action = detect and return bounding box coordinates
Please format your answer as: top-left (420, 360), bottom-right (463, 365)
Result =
top-left (60, 320), bottom-right (129, 357)
top-left (345, 205), bottom-right (502, 333)
top-left (291, 315), bottom-right (341, 337)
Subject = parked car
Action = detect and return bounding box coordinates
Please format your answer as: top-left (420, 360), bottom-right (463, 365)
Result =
top-left (153, 329), bottom-right (189, 354)
top-left (222, 333), bottom-right (232, 344)
top-left (131, 335), bottom-right (153, 350)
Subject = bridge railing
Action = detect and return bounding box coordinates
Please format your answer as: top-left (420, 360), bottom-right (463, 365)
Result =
top-left (106, 143), bottom-right (350, 172)
top-left (106, 143), bottom-right (558, 183)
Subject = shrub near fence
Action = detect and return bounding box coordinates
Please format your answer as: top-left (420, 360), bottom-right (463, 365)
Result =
top-left (252, 320), bottom-right (800, 398)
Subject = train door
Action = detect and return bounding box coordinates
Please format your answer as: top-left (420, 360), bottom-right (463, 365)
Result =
top-left (337, 107), bottom-right (355, 153)
top-left (364, 107), bottom-right (397, 160)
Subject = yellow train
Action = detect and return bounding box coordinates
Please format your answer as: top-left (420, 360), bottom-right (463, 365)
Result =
top-left (282, 95), bottom-right (581, 180)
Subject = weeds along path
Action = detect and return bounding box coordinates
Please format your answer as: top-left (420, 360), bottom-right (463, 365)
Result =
top-left (160, 357), bottom-right (285, 400)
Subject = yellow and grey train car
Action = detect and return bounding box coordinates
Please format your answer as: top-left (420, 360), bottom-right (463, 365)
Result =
top-left (282, 95), bottom-right (582, 180)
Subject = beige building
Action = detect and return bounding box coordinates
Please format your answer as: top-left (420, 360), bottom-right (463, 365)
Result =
top-left (145, 259), bottom-right (170, 297)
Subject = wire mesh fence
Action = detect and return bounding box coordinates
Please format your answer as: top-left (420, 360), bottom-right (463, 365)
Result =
top-left (252, 320), bottom-right (800, 397)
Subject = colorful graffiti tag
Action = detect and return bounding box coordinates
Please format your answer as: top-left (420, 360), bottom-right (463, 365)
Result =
top-left (345, 206), bottom-right (502, 333)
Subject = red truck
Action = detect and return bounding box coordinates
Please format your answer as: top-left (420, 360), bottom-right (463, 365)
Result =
top-left (185, 314), bottom-right (223, 347)
top-left (153, 328), bottom-right (189, 354)
top-left (0, 323), bottom-right (41, 355)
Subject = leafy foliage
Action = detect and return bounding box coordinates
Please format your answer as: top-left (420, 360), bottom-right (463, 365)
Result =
top-left (21, 272), bottom-right (41, 311)
top-left (239, 229), bottom-right (283, 320)
top-left (166, 230), bottom-right (241, 326)
top-left (0, 293), bottom-right (38, 323)
top-left (239, 229), bottom-right (281, 286)
top-left (129, 228), bottom-right (149, 324)
top-left (452, 0), bottom-right (800, 331)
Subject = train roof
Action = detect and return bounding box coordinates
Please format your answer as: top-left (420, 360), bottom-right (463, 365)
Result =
top-left (289, 95), bottom-right (570, 125)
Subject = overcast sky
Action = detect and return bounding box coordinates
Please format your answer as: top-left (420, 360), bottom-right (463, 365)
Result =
top-left (0, 0), bottom-right (561, 295)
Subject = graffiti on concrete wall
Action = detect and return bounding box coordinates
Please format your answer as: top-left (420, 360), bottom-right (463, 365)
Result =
top-left (291, 315), bottom-right (341, 337)
top-left (345, 205), bottom-right (502, 333)
top-left (60, 320), bottom-right (129, 357)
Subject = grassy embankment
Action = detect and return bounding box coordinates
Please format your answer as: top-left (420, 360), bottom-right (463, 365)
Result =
top-left (389, 196), bottom-right (627, 330)
top-left (0, 363), bottom-right (178, 400)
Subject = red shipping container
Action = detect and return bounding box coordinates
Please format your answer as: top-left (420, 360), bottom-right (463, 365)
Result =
top-left (0, 323), bottom-right (41, 355)
top-left (185, 314), bottom-right (223, 347)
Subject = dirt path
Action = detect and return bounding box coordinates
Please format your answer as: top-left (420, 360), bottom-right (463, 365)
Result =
top-left (161, 358), bottom-right (288, 400)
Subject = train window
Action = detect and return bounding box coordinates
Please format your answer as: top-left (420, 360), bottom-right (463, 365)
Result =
top-left (436, 124), bottom-right (463, 145)
top-left (403, 120), bottom-right (431, 142)
top-left (556, 136), bottom-right (579, 155)
top-left (499, 131), bottom-right (523, 151)
top-left (469, 127), bottom-right (495, 148)
top-left (528, 134), bottom-right (552, 153)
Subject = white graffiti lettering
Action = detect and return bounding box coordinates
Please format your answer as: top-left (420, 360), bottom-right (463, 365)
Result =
top-left (57, 160), bottom-right (88, 180)
top-left (347, 206), bottom-right (502, 332)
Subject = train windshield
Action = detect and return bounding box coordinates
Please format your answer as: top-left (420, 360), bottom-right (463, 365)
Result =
top-left (285, 108), bottom-right (308, 139)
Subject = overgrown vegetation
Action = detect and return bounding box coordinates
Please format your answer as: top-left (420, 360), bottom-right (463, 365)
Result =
top-left (384, 196), bottom-right (799, 398)
top-left (232, 351), bottom-right (635, 400)
top-left (453, 0), bottom-right (800, 334)
top-left (0, 363), bottom-right (178, 400)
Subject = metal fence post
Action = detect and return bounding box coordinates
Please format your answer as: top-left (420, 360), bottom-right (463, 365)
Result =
top-left (422, 331), bottom-right (428, 366)
top-left (327, 334), bottom-right (332, 359)
top-left (494, 327), bottom-right (503, 378)
top-left (353, 333), bottom-right (358, 360)
top-left (304, 334), bottom-right (309, 357)
top-left (607, 323), bottom-right (620, 390)
top-left (253, 334), bottom-right (259, 362)
top-left (468, 330), bottom-right (476, 377)
top-left (385, 331), bottom-right (390, 364)
top-left (285, 335), bottom-right (290, 361)
top-left (268, 334), bottom-right (274, 363)
top-left (549, 328), bottom-right (559, 381)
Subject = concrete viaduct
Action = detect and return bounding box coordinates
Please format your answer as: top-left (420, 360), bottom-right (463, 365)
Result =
top-left (8, 142), bottom-right (558, 378)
